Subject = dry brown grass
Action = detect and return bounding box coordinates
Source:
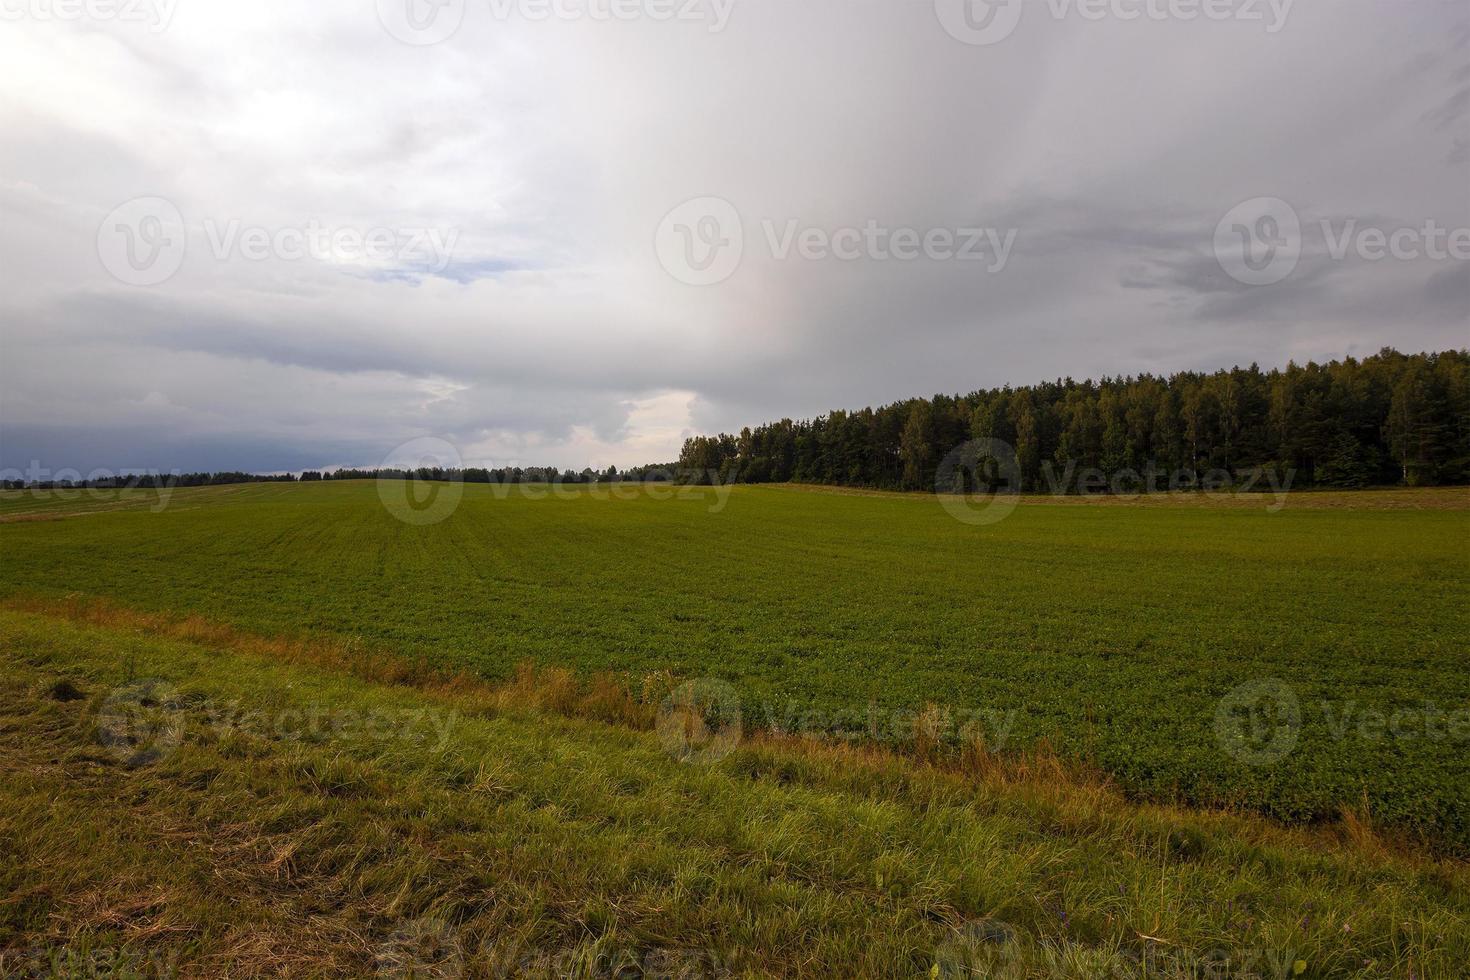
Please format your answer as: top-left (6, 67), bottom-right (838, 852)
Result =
top-left (0, 692), bottom-right (375, 976)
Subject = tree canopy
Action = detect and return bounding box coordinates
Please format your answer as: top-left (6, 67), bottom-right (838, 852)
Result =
top-left (673, 349), bottom-right (1470, 491)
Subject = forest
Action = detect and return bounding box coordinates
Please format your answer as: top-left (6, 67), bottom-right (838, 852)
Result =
top-left (8, 349), bottom-right (1466, 494)
top-left (675, 349), bottom-right (1470, 492)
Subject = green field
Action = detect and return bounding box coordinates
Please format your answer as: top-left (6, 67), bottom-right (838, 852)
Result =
top-left (3, 608), bottom-right (1467, 977)
top-left (2, 480), bottom-right (1468, 855)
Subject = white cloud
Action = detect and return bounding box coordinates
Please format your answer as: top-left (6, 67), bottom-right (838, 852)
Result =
top-left (1, 0), bottom-right (1466, 471)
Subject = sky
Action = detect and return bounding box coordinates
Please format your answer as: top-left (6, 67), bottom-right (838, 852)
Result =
top-left (1, 0), bottom-right (1467, 476)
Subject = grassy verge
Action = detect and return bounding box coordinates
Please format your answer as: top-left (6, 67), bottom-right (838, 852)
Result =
top-left (1, 607), bottom-right (1466, 978)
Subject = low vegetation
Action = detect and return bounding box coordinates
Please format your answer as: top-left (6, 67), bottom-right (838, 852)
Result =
top-left (2, 607), bottom-right (1467, 977)
top-left (2, 481), bottom-right (1467, 854)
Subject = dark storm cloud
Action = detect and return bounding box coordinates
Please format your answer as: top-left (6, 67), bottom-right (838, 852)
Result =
top-left (1426, 263), bottom-right (1470, 312)
top-left (1, 0), bottom-right (1466, 472)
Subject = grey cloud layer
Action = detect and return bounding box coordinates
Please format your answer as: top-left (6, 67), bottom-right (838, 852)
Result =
top-left (1, 0), bottom-right (1466, 472)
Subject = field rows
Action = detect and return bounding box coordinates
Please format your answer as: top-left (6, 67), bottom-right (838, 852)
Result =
top-left (2, 481), bottom-right (1468, 849)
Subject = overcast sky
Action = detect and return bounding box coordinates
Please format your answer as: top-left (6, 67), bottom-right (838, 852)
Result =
top-left (2, 0), bottom-right (1466, 475)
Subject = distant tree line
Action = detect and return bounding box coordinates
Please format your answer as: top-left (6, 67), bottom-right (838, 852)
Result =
top-left (8, 349), bottom-right (1463, 494)
top-left (3, 464), bottom-right (679, 491)
top-left (673, 349), bottom-right (1470, 492)
top-left (3, 471), bottom-right (299, 491)
top-left (307, 464), bottom-right (678, 484)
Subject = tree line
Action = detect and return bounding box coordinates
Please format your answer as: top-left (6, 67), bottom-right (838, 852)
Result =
top-left (8, 349), bottom-right (1463, 494)
top-left (673, 349), bottom-right (1470, 492)
top-left (3, 465), bottom-right (674, 491)
top-left (2, 471), bottom-right (298, 491)
top-left (307, 464), bottom-right (676, 484)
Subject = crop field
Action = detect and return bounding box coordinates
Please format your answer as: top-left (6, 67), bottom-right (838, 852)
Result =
top-left (3, 606), bottom-right (1468, 977)
top-left (2, 480), bottom-right (1467, 857)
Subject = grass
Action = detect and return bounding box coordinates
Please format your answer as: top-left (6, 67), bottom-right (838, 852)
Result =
top-left (1, 606), bottom-right (1467, 977)
top-left (2, 480), bottom-right (1468, 857)
top-left (6, 478), bottom-right (1470, 852)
